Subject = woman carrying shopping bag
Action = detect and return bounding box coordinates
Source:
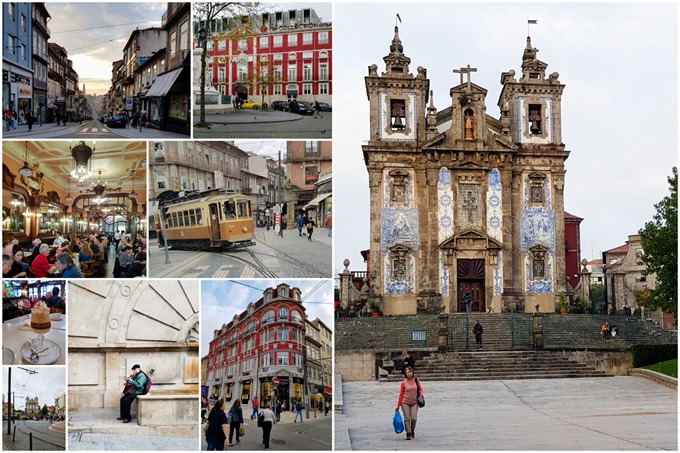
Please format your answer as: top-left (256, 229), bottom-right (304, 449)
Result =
top-left (395, 366), bottom-right (424, 440)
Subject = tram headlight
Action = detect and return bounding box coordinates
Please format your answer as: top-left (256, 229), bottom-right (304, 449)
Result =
top-left (242, 226), bottom-right (248, 233)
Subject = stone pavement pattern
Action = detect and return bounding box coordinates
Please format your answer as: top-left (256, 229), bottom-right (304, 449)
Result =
top-left (2, 120), bottom-right (188, 139)
top-left (200, 408), bottom-right (332, 451)
top-left (194, 112), bottom-right (332, 138)
top-left (68, 432), bottom-right (198, 451)
top-left (338, 376), bottom-right (677, 450)
top-left (3, 421), bottom-right (66, 451)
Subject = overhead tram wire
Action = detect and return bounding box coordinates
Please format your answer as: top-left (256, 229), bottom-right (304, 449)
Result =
top-left (66, 35), bottom-right (131, 54)
top-left (226, 280), bottom-right (333, 303)
top-left (51, 20), bottom-right (160, 34)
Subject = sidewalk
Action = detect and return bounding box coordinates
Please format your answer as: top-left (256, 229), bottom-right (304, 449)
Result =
top-left (1, 122), bottom-right (81, 138)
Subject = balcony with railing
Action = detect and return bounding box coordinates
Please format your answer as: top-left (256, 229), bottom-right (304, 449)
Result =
top-left (261, 315), bottom-right (304, 327)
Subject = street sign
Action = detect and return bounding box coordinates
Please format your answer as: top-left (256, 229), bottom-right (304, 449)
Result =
top-left (273, 377), bottom-right (280, 386)
top-left (273, 205), bottom-right (281, 214)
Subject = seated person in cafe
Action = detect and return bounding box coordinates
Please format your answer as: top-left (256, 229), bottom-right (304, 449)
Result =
top-left (55, 252), bottom-right (83, 278)
top-left (30, 244), bottom-right (58, 278)
top-left (28, 238), bottom-right (42, 264)
top-left (55, 240), bottom-right (70, 256)
top-left (2, 254), bottom-right (13, 277)
top-left (118, 246), bottom-right (134, 275)
top-left (125, 251), bottom-right (147, 278)
top-left (45, 287), bottom-right (66, 313)
top-left (79, 241), bottom-right (94, 263)
top-left (4, 245), bottom-right (28, 278)
top-left (3, 238), bottom-right (18, 257)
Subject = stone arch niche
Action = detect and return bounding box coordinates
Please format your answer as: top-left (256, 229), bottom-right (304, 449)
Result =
top-left (68, 280), bottom-right (199, 410)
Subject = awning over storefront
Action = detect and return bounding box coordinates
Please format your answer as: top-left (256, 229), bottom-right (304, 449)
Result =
top-left (146, 67), bottom-right (183, 97)
top-left (304, 192), bottom-right (331, 210)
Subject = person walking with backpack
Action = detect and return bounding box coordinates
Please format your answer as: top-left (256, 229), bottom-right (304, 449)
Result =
top-left (118, 364), bottom-right (148, 423)
top-left (227, 400), bottom-right (244, 447)
top-left (293, 398), bottom-right (303, 423)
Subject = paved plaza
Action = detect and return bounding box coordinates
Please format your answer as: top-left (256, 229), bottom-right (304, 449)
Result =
top-left (336, 376), bottom-right (677, 450)
top-left (3, 420), bottom-right (66, 451)
top-left (194, 111), bottom-right (332, 138)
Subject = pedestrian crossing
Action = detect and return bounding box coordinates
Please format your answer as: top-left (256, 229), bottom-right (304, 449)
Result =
top-left (72, 120), bottom-right (121, 138)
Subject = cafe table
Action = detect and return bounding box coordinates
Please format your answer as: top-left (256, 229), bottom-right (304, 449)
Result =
top-left (2, 313), bottom-right (66, 365)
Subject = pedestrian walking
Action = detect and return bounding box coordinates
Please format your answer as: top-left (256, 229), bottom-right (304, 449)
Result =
top-left (55, 110), bottom-right (61, 127)
top-left (11, 108), bottom-right (17, 129)
top-left (323, 211), bottom-right (332, 237)
top-left (227, 400), bottom-right (243, 447)
top-left (201, 396), bottom-right (210, 423)
top-left (205, 399), bottom-right (229, 451)
top-left (259, 403), bottom-right (276, 451)
top-left (296, 214), bottom-right (305, 237)
top-left (293, 398), bottom-right (303, 422)
top-left (324, 399), bottom-right (330, 416)
top-left (26, 109), bottom-right (35, 131)
top-left (402, 351), bottom-right (415, 374)
top-left (473, 320), bottom-right (483, 349)
top-left (305, 218), bottom-right (316, 242)
top-left (396, 366), bottom-right (423, 440)
top-left (4, 106), bottom-right (12, 131)
top-left (275, 400), bottom-right (282, 421)
top-left (251, 396), bottom-right (259, 420)
top-left (314, 100), bottom-right (323, 118)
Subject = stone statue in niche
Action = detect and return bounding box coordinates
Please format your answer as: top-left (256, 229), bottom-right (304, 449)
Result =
top-left (464, 109), bottom-right (474, 139)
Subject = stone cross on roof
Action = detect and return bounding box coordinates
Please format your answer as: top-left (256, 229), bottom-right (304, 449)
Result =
top-left (453, 64), bottom-right (478, 91)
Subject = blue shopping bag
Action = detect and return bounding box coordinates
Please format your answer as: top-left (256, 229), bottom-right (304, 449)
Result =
top-left (393, 410), bottom-right (404, 434)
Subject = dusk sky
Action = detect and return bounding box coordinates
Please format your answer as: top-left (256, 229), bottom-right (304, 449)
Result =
top-left (333, 2), bottom-right (678, 275)
top-left (200, 279), bottom-right (333, 353)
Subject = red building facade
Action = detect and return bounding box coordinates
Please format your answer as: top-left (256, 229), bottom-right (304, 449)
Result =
top-left (206, 283), bottom-right (307, 407)
top-left (564, 211), bottom-right (583, 290)
top-left (198, 8), bottom-right (332, 106)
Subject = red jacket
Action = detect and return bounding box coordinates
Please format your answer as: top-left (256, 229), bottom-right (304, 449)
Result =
top-left (31, 253), bottom-right (52, 278)
top-left (397, 378), bottom-right (423, 407)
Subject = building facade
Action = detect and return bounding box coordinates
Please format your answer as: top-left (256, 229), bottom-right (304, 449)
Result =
top-left (197, 7), bottom-right (332, 107)
top-left (25, 396), bottom-right (40, 417)
top-left (31, 3), bottom-right (50, 125)
top-left (285, 141), bottom-right (332, 230)
top-left (363, 27), bottom-right (570, 315)
top-left (121, 27), bottom-right (166, 115)
top-left (3, 2), bottom-right (34, 123)
top-left (205, 284), bottom-right (307, 407)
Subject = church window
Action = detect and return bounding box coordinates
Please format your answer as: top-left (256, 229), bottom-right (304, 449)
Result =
top-left (528, 173), bottom-right (546, 206)
top-left (388, 171), bottom-right (408, 205)
top-left (529, 104), bottom-right (542, 134)
top-left (458, 184), bottom-right (482, 229)
top-left (530, 246), bottom-right (548, 280)
top-left (390, 99), bottom-right (406, 130)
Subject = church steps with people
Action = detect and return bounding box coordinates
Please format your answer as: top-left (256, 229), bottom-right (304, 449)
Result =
top-left (385, 350), bottom-right (606, 381)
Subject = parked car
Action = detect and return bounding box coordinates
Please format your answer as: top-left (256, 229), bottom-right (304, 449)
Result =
top-left (289, 100), bottom-right (314, 115)
top-left (240, 100), bottom-right (260, 109)
top-left (108, 114), bottom-right (126, 128)
top-left (271, 101), bottom-right (290, 112)
top-left (315, 102), bottom-right (332, 112)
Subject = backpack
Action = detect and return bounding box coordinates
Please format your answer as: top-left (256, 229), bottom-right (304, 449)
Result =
top-left (141, 372), bottom-right (152, 395)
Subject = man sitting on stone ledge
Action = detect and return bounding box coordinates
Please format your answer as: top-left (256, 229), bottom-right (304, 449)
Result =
top-left (118, 364), bottom-right (148, 423)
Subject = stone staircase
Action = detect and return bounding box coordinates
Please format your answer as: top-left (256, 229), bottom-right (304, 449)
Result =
top-left (386, 350), bottom-right (607, 381)
top-left (447, 313), bottom-right (534, 351)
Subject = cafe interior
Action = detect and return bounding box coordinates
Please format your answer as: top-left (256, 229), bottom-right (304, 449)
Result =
top-left (2, 141), bottom-right (147, 278)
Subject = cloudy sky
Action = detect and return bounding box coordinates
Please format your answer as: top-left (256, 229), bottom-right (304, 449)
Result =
top-left (45, 2), bottom-right (166, 95)
top-left (332, 2), bottom-right (678, 275)
top-left (2, 367), bottom-right (65, 411)
top-left (200, 279), bottom-right (334, 353)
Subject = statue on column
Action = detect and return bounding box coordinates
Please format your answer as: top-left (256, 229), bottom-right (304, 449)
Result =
top-left (464, 110), bottom-right (474, 139)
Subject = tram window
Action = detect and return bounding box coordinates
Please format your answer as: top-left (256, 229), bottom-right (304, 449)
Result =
top-left (237, 200), bottom-right (248, 218)
top-left (171, 212), bottom-right (178, 227)
top-left (224, 200), bottom-right (236, 218)
top-left (183, 210), bottom-right (190, 226)
top-left (196, 209), bottom-right (203, 225)
top-left (190, 209), bottom-right (197, 226)
top-left (177, 212), bottom-right (184, 227)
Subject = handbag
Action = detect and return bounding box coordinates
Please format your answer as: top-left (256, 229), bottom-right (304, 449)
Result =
top-left (203, 419), bottom-right (210, 433)
top-left (257, 413), bottom-right (264, 427)
top-left (239, 424), bottom-right (245, 437)
top-left (393, 410), bottom-right (404, 434)
top-left (416, 378), bottom-right (425, 408)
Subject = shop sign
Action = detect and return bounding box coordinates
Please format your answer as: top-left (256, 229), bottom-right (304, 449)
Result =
top-left (18, 86), bottom-right (32, 97)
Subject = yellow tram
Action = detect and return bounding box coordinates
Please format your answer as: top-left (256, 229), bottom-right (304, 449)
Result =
top-left (157, 190), bottom-right (255, 250)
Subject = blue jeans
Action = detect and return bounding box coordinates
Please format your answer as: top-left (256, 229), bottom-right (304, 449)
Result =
top-left (294, 409), bottom-right (303, 422)
top-left (206, 438), bottom-right (225, 451)
top-left (251, 406), bottom-right (258, 419)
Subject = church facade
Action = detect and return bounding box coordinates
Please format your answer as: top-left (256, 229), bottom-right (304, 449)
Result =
top-left (364, 26), bottom-right (570, 315)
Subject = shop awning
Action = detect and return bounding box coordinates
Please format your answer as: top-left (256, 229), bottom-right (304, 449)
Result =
top-left (303, 192), bottom-right (331, 210)
top-left (145, 67), bottom-right (183, 97)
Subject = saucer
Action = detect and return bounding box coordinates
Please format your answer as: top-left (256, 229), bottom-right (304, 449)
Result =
top-left (21, 339), bottom-right (61, 365)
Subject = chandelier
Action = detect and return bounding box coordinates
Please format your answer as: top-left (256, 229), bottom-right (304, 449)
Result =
top-left (70, 141), bottom-right (95, 182)
top-left (92, 170), bottom-right (108, 205)
top-left (128, 169), bottom-right (137, 200)
top-left (18, 141), bottom-right (32, 176)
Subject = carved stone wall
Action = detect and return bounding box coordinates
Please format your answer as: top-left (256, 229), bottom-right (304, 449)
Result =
top-left (68, 280), bottom-right (199, 410)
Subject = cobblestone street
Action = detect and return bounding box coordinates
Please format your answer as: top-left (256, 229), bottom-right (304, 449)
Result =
top-left (149, 227), bottom-right (332, 278)
top-left (3, 421), bottom-right (65, 451)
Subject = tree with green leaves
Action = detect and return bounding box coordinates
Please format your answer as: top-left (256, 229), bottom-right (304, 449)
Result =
top-left (41, 404), bottom-right (48, 417)
top-left (638, 167), bottom-right (677, 319)
top-left (194, 2), bottom-right (271, 128)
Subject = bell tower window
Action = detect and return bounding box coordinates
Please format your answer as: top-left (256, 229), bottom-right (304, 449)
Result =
top-left (390, 99), bottom-right (406, 130)
top-left (529, 104), bottom-right (542, 134)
